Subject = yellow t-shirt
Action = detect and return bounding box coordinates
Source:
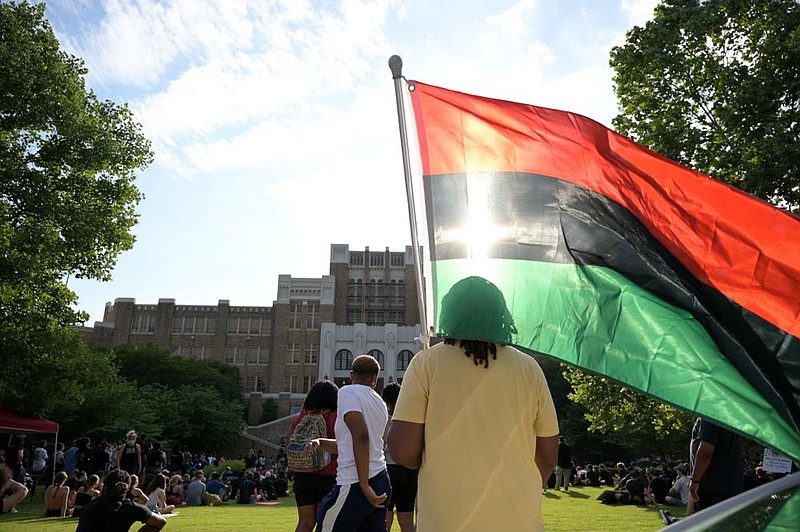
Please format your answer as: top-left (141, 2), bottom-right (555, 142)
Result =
top-left (393, 342), bottom-right (559, 532)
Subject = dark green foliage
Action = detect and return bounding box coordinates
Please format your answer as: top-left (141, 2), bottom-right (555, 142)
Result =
top-left (611, 0), bottom-right (800, 208)
top-left (114, 344), bottom-right (242, 403)
top-left (51, 345), bottom-right (245, 447)
top-left (563, 366), bottom-right (694, 459)
top-left (260, 398), bottom-right (279, 424)
top-left (0, 1), bottom-right (152, 415)
top-left (567, 0), bottom-right (800, 457)
top-left (538, 356), bottom-right (640, 463)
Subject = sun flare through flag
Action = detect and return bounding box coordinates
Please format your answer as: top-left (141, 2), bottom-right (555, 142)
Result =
top-left (406, 80), bottom-right (800, 461)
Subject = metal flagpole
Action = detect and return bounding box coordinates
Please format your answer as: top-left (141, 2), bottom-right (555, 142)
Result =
top-left (389, 55), bottom-right (429, 350)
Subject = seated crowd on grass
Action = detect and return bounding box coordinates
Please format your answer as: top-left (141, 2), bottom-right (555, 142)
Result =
top-left (0, 431), bottom-right (294, 518)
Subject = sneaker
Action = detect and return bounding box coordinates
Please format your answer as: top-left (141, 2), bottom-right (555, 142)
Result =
top-left (9, 508), bottom-right (18, 513)
top-left (660, 510), bottom-right (673, 526)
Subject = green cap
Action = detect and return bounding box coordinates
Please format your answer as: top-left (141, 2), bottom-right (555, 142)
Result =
top-left (438, 276), bottom-right (517, 345)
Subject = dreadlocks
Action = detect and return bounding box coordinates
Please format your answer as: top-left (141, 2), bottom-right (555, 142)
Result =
top-left (444, 338), bottom-right (498, 368)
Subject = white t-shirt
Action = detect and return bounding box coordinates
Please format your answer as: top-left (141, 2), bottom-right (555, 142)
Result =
top-left (334, 383), bottom-right (388, 485)
top-left (672, 475), bottom-right (691, 504)
top-left (32, 447), bottom-right (48, 472)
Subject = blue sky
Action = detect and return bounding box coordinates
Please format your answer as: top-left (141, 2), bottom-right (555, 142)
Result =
top-left (43, 0), bottom-right (660, 324)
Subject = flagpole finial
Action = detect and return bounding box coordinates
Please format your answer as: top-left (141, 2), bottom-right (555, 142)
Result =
top-left (389, 55), bottom-right (403, 79)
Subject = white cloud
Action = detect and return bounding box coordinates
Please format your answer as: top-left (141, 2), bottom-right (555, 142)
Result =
top-left (485, 0), bottom-right (538, 37)
top-left (621, 0), bottom-right (659, 28)
top-left (50, 0), bottom-right (657, 324)
top-left (95, 0), bottom-right (400, 178)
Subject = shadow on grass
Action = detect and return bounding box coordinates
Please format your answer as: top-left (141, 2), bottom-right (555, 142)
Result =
top-left (542, 488), bottom-right (591, 499)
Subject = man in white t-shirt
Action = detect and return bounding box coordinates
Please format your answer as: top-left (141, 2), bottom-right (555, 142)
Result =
top-left (313, 355), bottom-right (390, 531)
top-left (32, 441), bottom-right (49, 473)
top-left (665, 463), bottom-right (691, 506)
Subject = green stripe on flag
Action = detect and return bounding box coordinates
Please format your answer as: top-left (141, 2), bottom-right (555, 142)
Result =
top-left (432, 258), bottom-right (800, 461)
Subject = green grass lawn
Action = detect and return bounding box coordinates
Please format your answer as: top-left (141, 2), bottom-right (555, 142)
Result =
top-left (0, 485), bottom-right (682, 531)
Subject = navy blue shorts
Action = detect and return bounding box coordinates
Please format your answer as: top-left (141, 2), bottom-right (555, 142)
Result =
top-left (316, 469), bottom-right (391, 531)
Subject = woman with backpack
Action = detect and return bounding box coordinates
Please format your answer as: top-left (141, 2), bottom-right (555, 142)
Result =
top-left (287, 379), bottom-right (339, 532)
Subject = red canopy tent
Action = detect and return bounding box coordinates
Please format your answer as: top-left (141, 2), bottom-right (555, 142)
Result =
top-left (0, 407), bottom-right (59, 434)
top-left (1, 406), bottom-right (60, 486)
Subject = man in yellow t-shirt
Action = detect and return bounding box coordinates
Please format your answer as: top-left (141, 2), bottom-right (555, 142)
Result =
top-left (388, 276), bottom-right (559, 531)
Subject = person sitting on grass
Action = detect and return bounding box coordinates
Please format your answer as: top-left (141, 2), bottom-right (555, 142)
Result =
top-left (205, 471), bottom-right (228, 502)
top-left (236, 471), bottom-right (258, 504)
top-left (598, 464), bottom-right (615, 486)
top-left (0, 463), bottom-right (28, 514)
top-left (185, 470), bottom-right (207, 506)
top-left (664, 463), bottom-right (691, 507)
top-left (598, 468), bottom-right (647, 505)
top-left (76, 469), bottom-right (167, 532)
top-left (166, 475), bottom-right (183, 507)
top-left (128, 475), bottom-right (149, 505)
top-left (72, 474), bottom-right (102, 519)
top-left (43, 471), bottom-right (71, 517)
top-left (145, 474), bottom-right (175, 515)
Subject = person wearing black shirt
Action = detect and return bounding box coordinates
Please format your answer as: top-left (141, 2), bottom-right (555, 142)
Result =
top-left (76, 469), bottom-right (166, 532)
top-left (690, 418), bottom-right (743, 511)
top-left (555, 436), bottom-right (572, 491)
top-left (236, 471), bottom-right (257, 504)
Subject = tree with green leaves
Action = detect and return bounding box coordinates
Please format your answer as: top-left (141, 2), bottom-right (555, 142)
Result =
top-left (563, 368), bottom-right (694, 458)
top-left (565, 0), bottom-right (800, 450)
top-left (114, 344), bottom-right (242, 403)
top-left (0, 1), bottom-right (152, 415)
top-left (611, 0), bottom-right (800, 208)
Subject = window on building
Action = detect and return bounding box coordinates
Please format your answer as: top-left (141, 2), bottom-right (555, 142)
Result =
top-left (288, 343), bottom-right (300, 364)
top-left (289, 304), bottom-right (302, 329)
top-left (304, 376), bottom-right (314, 393)
top-left (391, 252), bottom-right (404, 266)
top-left (287, 375), bottom-right (296, 393)
top-left (397, 350), bottom-right (415, 371)
top-left (368, 349), bottom-right (384, 368)
top-left (172, 317), bottom-right (182, 333)
top-left (350, 252), bottom-right (364, 266)
top-left (394, 280), bottom-right (405, 302)
top-left (390, 311), bottom-right (404, 324)
top-left (257, 376), bottom-right (266, 392)
top-left (260, 318), bottom-right (270, 335)
top-left (335, 349), bottom-right (354, 371)
top-left (307, 304), bottom-right (319, 329)
top-left (227, 318), bottom-right (238, 334)
top-left (247, 347), bottom-right (258, 364)
top-left (131, 315), bottom-right (154, 334)
top-left (207, 318), bottom-right (216, 333)
top-left (366, 310), bottom-right (384, 325)
top-left (195, 317), bottom-right (206, 334)
top-left (305, 344), bottom-right (318, 364)
top-left (249, 318), bottom-right (261, 335)
top-left (205, 347), bottom-right (214, 360)
top-left (369, 253), bottom-right (384, 267)
top-left (346, 309), bottom-right (362, 324)
top-left (258, 348), bottom-right (268, 364)
top-left (347, 280), bottom-right (357, 297)
top-left (225, 347), bottom-right (235, 364)
top-left (246, 376), bottom-right (255, 392)
top-left (369, 280), bottom-right (379, 301)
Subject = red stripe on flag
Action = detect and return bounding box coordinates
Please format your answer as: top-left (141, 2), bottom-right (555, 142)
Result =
top-left (410, 81), bottom-right (800, 338)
